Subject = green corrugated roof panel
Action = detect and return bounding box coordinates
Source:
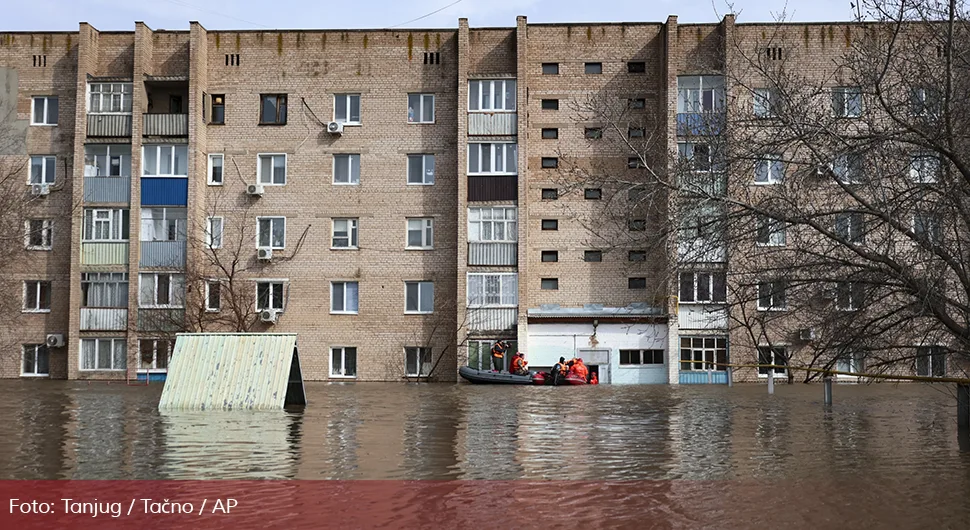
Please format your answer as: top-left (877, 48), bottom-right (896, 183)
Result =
top-left (158, 333), bottom-right (307, 411)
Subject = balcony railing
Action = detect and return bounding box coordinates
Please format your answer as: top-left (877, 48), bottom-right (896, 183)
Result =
top-left (676, 112), bottom-right (725, 136)
top-left (140, 240), bottom-right (186, 268)
top-left (80, 308), bottom-right (128, 331)
top-left (678, 239), bottom-right (726, 263)
top-left (468, 242), bottom-right (517, 266)
top-left (678, 305), bottom-right (728, 330)
top-left (468, 113), bottom-right (517, 136)
top-left (466, 307), bottom-right (517, 332)
top-left (138, 309), bottom-right (185, 332)
top-left (83, 177), bottom-right (131, 204)
top-left (87, 114), bottom-right (132, 137)
top-left (81, 242), bottom-right (129, 266)
top-left (143, 113), bottom-right (189, 136)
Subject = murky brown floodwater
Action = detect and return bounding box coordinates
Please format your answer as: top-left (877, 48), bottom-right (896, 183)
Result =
top-left (2, 381), bottom-right (969, 526)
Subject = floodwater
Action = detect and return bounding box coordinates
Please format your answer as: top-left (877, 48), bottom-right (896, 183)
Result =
top-left (2, 381), bottom-right (970, 527)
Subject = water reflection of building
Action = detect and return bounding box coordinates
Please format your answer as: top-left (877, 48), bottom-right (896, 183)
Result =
top-left (3, 382), bottom-right (71, 479)
top-left (667, 388), bottom-right (734, 480)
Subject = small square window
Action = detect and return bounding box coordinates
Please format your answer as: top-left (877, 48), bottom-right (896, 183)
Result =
top-left (541, 219), bottom-right (558, 230)
top-left (259, 94), bottom-right (287, 125)
top-left (541, 157), bottom-right (559, 169)
top-left (541, 128), bottom-right (559, 139)
top-left (407, 94), bottom-right (435, 123)
top-left (585, 62), bottom-right (603, 74)
top-left (335, 93), bottom-right (362, 124)
top-left (541, 99), bottom-right (559, 110)
top-left (628, 250), bottom-right (646, 262)
top-left (629, 219), bottom-right (647, 231)
top-left (31, 96), bottom-right (58, 125)
top-left (629, 98), bottom-right (646, 109)
top-left (629, 127), bottom-right (644, 138)
top-left (540, 278), bottom-right (559, 290)
top-left (584, 188), bottom-right (602, 200)
top-left (585, 127), bottom-right (603, 139)
top-left (627, 62), bottom-right (646, 73)
top-left (584, 250), bottom-right (602, 262)
top-left (542, 63), bottom-right (559, 75)
top-left (628, 277), bottom-right (647, 289)
top-left (541, 250), bottom-right (558, 262)
top-left (257, 154), bottom-right (286, 185)
top-left (541, 188), bottom-right (559, 200)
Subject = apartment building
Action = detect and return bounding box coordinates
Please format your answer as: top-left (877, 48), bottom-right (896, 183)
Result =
top-left (0, 15), bottom-right (959, 383)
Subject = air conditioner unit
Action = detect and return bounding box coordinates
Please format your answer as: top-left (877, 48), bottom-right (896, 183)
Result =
top-left (46, 333), bottom-right (65, 348)
top-left (257, 247), bottom-right (273, 261)
top-left (799, 328), bottom-right (817, 341)
top-left (327, 121), bottom-right (344, 135)
top-left (31, 184), bottom-right (50, 196)
top-left (260, 309), bottom-right (280, 323)
top-left (247, 184), bottom-right (265, 196)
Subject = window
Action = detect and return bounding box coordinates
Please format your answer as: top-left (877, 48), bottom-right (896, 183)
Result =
top-left (88, 83), bottom-right (132, 113)
top-left (628, 250), bottom-right (646, 262)
top-left (468, 207), bottom-right (517, 242)
top-left (680, 336), bottom-right (728, 371)
top-left (407, 218), bottom-right (434, 249)
top-left (25, 219), bottom-right (52, 250)
top-left (331, 347), bottom-right (358, 377)
top-left (405, 347), bottom-right (432, 377)
top-left (913, 212), bottom-right (941, 244)
top-left (81, 273), bottom-right (128, 308)
top-left (836, 281), bottom-right (865, 311)
top-left (206, 217), bottom-right (223, 249)
top-left (139, 273), bottom-right (184, 308)
top-left (468, 79), bottom-right (516, 111)
top-left (627, 61), bottom-right (646, 74)
top-left (629, 127), bottom-right (644, 138)
top-left (541, 188), bottom-right (558, 200)
top-left (540, 278), bottom-right (559, 290)
top-left (541, 99), bottom-right (559, 110)
top-left (405, 281), bottom-right (434, 313)
top-left (755, 155), bottom-right (784, 184)
top-left (541, 63), bottom-right (559, 75)
top-left (832, 153), bottom-right (864, 184)
top-left (541, 157), bottom-right (559, 168)
top-left (467, 273), bottom-right (518, 307)
top-left (541, 128), bottom-right (558, 139)
top-left (29, 155), bottom-right (55, 184)
top-left (333, 154), bottom-right (361, 184)
top-left (259, 94), bottom-right (287, 124)
top-left (22, 344), bottom-right (49, 376)
top-left (205, 280), bottom-right (221, 312)
top-left (332, 218), bottom-right (359, 249)
top-left (678, 143), bottom-right (723, 173)
top-left (757, 347), bottom-right (787, 376)
top-left (256, 153), bottom-right (286, 185)
top-left (629, 219), bottom-right (646, 231)
top-left (628, 277), bottom-right (646, 289)
top-left (334, 93), bottom-right (362, 124)
top-left (627, 157), bottom-right (644, 169)
top-left (407, 154), bottom-right (435, 185)
top-left (584, 188), bottom-right (602, 200)
top-left (257, 217), bottom-right (286, 249)
top-left (677, 76), bottom-right (725, 113)
top-left (31, 96), bottom-right (58, 125)
top-left (142, 145), bottom-right (188, 177)
top-left (832, 87), bottom-right (862, 117)
top-left (139, 339), bottom-right (173, 372)
top-left (835, 212), bottom-right (865, 244)
top-left (757, 280), bottom-right (787, 310)
top-left (541, 250), bottom-right (558, 262)
top-left (84, 145), bottom-right (132, 177)
top-left (629, 98), bottom-right (646, 109)
top-left (407, 94), bottom-right (434, 123)
top-left (23, 281), bottom-right (51, 312)
top-left (331, 281), bottom-right (359, 314)
top-left (910, 154), bottom-right (940, 184)
top-left (584, 128), bottom-right (602, 139)
top-left (911, 87), bottom-right (940, 117)
top-left (140, 208), bottom-right (187, 242)
top-left (210, 94), bottom-right (225, 124)
top-left (468, 143), bottom-right (517, 175)
top-left (584, 250), bottom-right (602, 262)
top-left (679, 271), bottom-right (727, 303)
top-left (753, 88), bottom-right (780, 118)
top-left (619, 349), bottom-right (663, 365)
top-left (467, 340), bottom-right (517, 371)
top-left (756, 216), bottom-right (786, 246)
top-left (207, 154), bottom-right (224, 185)
top-left (836, 352), bottom-right (864, 375)
top-left (584, 62), bottom-right (603, 74)
top-left (256, 281), bottom-right (285, 310)
top-left (916, 346), bottom-right (945, 377)
top-left (541, 219), bottom-right (558, 231)
top-left (80, 338), bottom-right (126, 371)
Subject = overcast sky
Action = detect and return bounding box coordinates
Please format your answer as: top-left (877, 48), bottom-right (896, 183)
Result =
top-left (6, 0), bottom-right (857, 31)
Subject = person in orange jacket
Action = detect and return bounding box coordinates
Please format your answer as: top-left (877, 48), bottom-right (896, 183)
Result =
top-left (510, 352), bottom-right (529, 375)
top-left (589, 371), bottom-right (599, 385)
top-left (570, 358), bottom-right (589, 380)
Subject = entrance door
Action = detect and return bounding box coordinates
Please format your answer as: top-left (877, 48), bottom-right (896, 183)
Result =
top-left (577, 348), bottom-right (610, 384)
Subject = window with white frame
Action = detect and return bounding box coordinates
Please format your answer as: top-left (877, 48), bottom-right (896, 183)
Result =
top-left (31, 96), bottom-right (58, 125)
top-left (139, 273), bottom-right (185, 308)
top-left (757, 346), bottom-right (787, 376)
top-left (334, 93), bottom-right (361, 124)
top-left (406, 218), bottom-right (434, 249)
top-left (754, 155), bottom-right (784, 184)
top-left (916, 345), bottom-right (945, 377)
top-left (467, 340), bottom-right (517, 371)
top-left (911, 87), bottom-right (941, 117)
top-left (256, 281), bottom-right (285, 310)
top-left (331, 281), bottom-right (359, 314)
top-left (29, 155), bottom-right (56, 184)
top-left (756, 215), bottom-right (787, 246)
top-left (405, 281), bottom-right (434, 313)
top-left (835, 212), bottom-right (866, 244)
top-left (25, 219), bottom-right (52, 250)
top-left (140, 208), bottom-right (187, 242)
top-left (333, 154), bottom-right (361, 184)
top-left (910, 154), bottom-right (940, 183)
top-left (83, 209), bottom-right (129, 241)
top-left (832, 153), bottom-right (864, 184)
top-left (468, 207), bottom-right (517, 242)
top-left (468, 143), bottom-right (518, 175)
top-left (208, 153), bottom-right (224, 185)
top-left (80, 338), bottom-right (127, 371)
top-left (88, 83), bottom-right (133, 113)
top-left (23, 281), bottom-right (51, 312)
top-left (753, 88), bottom-right (780, 117)
top-left (139, 339), bottom-right (173, 372)
top-left (407, 154), bottom-right (435, 185)
top-left (81, 273), bottom-right (128, 308)
top-left (205, 280), bottom-right (221, 312)
top-left (913, 211), bottom-right (941, 244)
top-left (678, 271), bottom-right (727, 303)
top-left (331, 346), bottom-right (357, 377)
top-left (405, 347), bottom-right (433, 376)
top-left (679, 336), bottom-right (727, 371)
top-left (206, 217), bottom-right (223, 249)
top-left (679, 205), bottom-right (723, 241)
top-left (142, 145), bottom-right (188, 177)
top-left (84, 145), bottom-right (131, 177)
top-left (257, 217), bottom-right (286, 249)
top-left (619, 349), bottom-right (664, 365)
top-left (468, 79), bottom-right (517, 111)
top-left (836, 352), bottom-right (864, 375)
top-left (678, 143), bottom-right (726, 195)
top-left (331, 218), bottom-right (358, 249)
top-left (676, 76), bottom-right (725, 113)
top-left (836, 281), bottom-right (865, 311)
top-left (832, 87), bottom-right (862, 117)
top-left (257, 153), bottom-right (286, 185)
top-left (467, 273), bottom-right (517, 307)
top-left (22, 344), bottom-right (49, 376)
top-left (757, 280), bottom-right (787, 310)
top-left (407, 94), bottom-right (435, 123)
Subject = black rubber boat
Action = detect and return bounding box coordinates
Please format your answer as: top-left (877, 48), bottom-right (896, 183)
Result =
top-left (459, 366), bottom-right (535, 384)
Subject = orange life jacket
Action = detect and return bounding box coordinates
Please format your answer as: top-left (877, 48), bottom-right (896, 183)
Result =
top-left (511, 356), bottom-right (527, 372)
top-left (491, 343), bottom-right (506, 359)
top-left (590, 373), bottom-right (599, 385)
top-left (571, 361), bottom-right (588, 380)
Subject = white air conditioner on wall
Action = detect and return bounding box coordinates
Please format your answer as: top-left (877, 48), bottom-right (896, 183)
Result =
top-left (247, 184), bottom-right (265, 196)
top-left (31, 184), bottom-right (50, 196)
top-left (327, 121), bottom-right (344, 135)
top-left (257, 247), bottom-right (273, 261)
top-left (260, 309), bottom-right (280, 323)
top-left (46, 334), bottom-right (65, 348)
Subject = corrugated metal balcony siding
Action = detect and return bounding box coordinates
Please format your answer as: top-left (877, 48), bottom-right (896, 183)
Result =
top-left (466, 307), bottom-right (518, 331)
top-left (79, 308), bottom-right (128, 331)
top-left (678, 305), bottom-right (728, 329)
top-left (81, 242), bottom-right (129, 265)
top-left (83, 177), bottom-right (131, 204)
top-left (468, 242), bottom-right (517, 266)
top-left (467, 113), bottom-right (518, 136)
top-left (676, 113), bottom-right (725, 136)
top-left (140, 240), bottom-right (186, 268)
top-left (143, 114), bottom-right (189, 136)
top-left (87, 114), bottom-right (132, 137)
top-left (138, 309), bottom-right (185, 332)
top-left (679, 371), bottom-right (728, 384)
top-left (141, 178), bottom-right (188, 206)
top-left (678, 240), bottom-right (726, 263)
top-left (468, 176), bottom-right (517, 202)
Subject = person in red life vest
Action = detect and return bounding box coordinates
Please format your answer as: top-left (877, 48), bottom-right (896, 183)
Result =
top-left (570, 358), bottom-right (589, 381)
top-left (589, 371), bottom-right (599, 385)
top-left (490, 340), bottom-right (508, 372)
top-left (510, 352), bottom-right (529, 375)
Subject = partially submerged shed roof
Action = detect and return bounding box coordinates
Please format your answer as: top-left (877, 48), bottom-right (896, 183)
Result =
top-left (158, 333), bottom-right (306, 411)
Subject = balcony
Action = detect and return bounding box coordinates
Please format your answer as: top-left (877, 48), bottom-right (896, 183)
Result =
top-left (468, 176), bottom-right (517, 202)
top-left (678, 305), bottom-right (728, 330)
top-left (676, 112), bottom-right (725, 137)
top-left (467, 307), bottom-right (517, 332)
top-left (138, 309), bottom-right (185, 332)
top-left (80, 308), bottom-right (128, 331)
top-left (140, 240), bottom-right (186, 268)
top-left (87, 114), bottom-right (132, 137)
top-left (141, 178), bottom-right (188, 206)
top-left (468, 113), bottom-right (517, 136)
top-left (143, 113), bottom-right (188, 136)
top-left (678, 239), bottom-right (726, 263)
top-left (81, 242), bottom-right (129, 266)
top-left (83, 177), bottom-right (131, 204)
top-left (468, 242), bottom-right (517, 266)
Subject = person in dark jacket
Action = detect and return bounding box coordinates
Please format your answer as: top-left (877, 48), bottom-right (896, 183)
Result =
top-left (490, 340), bottom-right (508, 372)
top-left (551, 357), bottom-right (567, 385)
